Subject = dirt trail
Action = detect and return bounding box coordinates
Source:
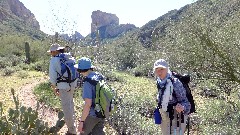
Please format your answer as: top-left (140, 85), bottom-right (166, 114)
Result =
top-left (17, 77), bottom-right (117, 135)
top-left (17, 77), bottom-right (68, 134)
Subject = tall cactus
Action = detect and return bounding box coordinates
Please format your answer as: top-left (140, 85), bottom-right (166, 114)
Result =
top-left (55, 32), bottom-right (59, 43)
top-left (25, 42), bottom-right (30, 64)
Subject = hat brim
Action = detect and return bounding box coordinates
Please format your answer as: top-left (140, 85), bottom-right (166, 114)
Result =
top-left (154, 65), bottom-right (167, 70)
top-left (57, 47), bottom-right (65, 50)
top-left (74, 65), bottom-right (95, 70)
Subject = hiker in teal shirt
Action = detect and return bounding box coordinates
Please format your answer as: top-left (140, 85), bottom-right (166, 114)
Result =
top-left (74, 57), bottom-right (105, 135)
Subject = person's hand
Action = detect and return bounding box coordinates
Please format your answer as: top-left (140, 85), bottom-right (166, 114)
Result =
top-left (78, 121), bottom-right (84, 133)
top-left (175, 103), bottom-right (184, 113)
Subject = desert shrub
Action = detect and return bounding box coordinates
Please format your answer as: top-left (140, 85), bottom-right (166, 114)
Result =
top-left (0, 57), bottom-right (11, 69)
top-left (109, 95), bottom-right (160, 134)
top-left (33, 82), bottom-right (61, 110)
top-left (30, 60), bottom-right (49, 72)
top-left (131, 63), bottom-right (153, 77)
top-left (101, 70), bottom-right (124, 82)
top-left (197, 98), bottom-right (240, 134)
top-left (1, 66), bottom-right (15, 76)
top-left (0, 88), bottom-right (65, 134)
top-left (8, 55), bottom-right (24, 66)
top-left (17, 70), bottom-right (29, 78)
top-left (17, 62), bottom-right (31, 70)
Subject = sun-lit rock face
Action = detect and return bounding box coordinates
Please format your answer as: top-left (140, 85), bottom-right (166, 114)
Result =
top-left (0, 0), bottom-right (40, 29)
top-left (91, 10), bottom-right (136, 39)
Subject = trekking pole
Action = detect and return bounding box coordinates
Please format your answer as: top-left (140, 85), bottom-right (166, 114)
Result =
top-left (174, 114), bottom-right (178, 135)
top-left (179, 113), bottom-right (182, 135)
top-left (187, 117), bottom-right (190, 135)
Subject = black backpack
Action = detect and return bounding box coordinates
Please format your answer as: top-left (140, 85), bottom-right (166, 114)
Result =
top-left (156, 71), bottom-right (195, 135)
top-left (171, 71), bottom-right (196, 114)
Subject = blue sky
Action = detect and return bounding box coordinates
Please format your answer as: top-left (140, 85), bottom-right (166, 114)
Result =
top-left (19, 0), bottom-right (195, 36)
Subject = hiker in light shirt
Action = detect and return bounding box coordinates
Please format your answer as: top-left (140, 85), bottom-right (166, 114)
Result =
top-left (48, 43), bottom-right (77, 135)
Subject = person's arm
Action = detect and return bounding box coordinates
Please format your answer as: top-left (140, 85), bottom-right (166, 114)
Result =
top-left (81, 98), bottom-right (92, 121)
top-left (173, 79), bottom-right (191, 114)
top-left (78, 81), bottom-right (93, 133)
top-left (49, 57), bottom-right (61, 95)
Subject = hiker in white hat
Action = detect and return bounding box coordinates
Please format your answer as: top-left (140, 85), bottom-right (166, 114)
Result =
top-left (48, 43), bottom-right (77, 135)
top-left (153, 59), bottom-right (190, 135)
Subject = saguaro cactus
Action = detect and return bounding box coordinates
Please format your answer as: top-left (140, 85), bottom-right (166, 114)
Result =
top-left (55, 32), bottom-right (59, 43)
top-left (25, 42), bottom-right (30, 64)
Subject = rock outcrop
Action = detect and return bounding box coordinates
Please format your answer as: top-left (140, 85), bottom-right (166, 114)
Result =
top-left (59, 31), bottom-right (84, 42)
top-left (91, 10), bottom-right (119, 33)
top-left (0, 0), bottom-right (40, 29)
top-left (91, 10), bottom-right (136, 39)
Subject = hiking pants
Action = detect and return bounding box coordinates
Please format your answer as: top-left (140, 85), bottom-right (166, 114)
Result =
top-left (59, 88), bottom-right (76, 134)
top-left (80, 115), bottom-right (105, 135)
top-left (160, 109), bottom-right (188, 135)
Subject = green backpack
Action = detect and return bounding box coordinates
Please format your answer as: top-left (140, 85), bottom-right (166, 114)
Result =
top-left (84, 77), bottom-right (117, 118)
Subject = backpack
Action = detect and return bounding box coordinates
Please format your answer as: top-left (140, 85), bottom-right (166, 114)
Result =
top-left (156, 71), bottom-right (195, 135)
top-left (171, 71), bottom-right (196, 135)
top-left (55, 53), bottom-right (77, 85)
top-left (171, 71), bottom-right (196, 114)
top-left (84, 76), bottom-right (117, 119)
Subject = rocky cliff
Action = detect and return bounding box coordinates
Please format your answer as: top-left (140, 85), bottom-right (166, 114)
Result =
top-left (91, 10), bottom-right (119, 33)
top-left (59, 31), bottom-right (84, 42)
top-left (0, 0), bottom-right (40, 30)
top-left (91, 10), bottom-right (136, 39)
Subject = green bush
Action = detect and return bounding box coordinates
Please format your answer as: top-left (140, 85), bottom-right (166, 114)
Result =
top-left (0, 88), bottom-right (65, 134)
top-left (198, 98), bottom-right (240, 134)
top-left (109, 96), bottom-right (160, 134)
top-left (9, 55), bottom-right (24, 66)
top-left (0, 57), bottom-right (11, 69)
top-left (1, 66), bottom-right (15, 76)
top-left (17, 63), bottom-right (31, 71)
top-left (33, 82), bottom-right (61, 110)
top-left (17, 70), bottom-right (29, 78)
top-left (101, 70), bottom-right (124, 82)
top-left (28, 60), bottom-right (49, 73)
top-left (131, 63), bottom-right (153, 77)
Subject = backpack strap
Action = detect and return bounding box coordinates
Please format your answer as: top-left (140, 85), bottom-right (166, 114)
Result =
top-left (56, 61), bottom-right (76, 83)
top-left (83, 78), bottom-right (97, 108)
top-left (156, 76), bottom-right (175, 108)
top-left (83, 77), bottom-right (98, 86)
top-left (55, 54), bottom-right (77, 86)
top-left (83, 75), bottom-right (104, 108)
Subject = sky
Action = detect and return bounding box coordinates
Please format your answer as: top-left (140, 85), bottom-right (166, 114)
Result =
top-left (19, 0), bottom-right (195, 37)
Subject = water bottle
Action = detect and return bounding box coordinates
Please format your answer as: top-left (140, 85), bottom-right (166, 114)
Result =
top-left (154, 108), bottom-right (162, 124)
top-left (110, 103), bottom-right (114, 111)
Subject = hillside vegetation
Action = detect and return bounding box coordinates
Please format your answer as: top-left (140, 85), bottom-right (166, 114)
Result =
top-left (0, 0), bottom-right (239, 134)
top-left (72, 0), bottom-right (240, 134)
